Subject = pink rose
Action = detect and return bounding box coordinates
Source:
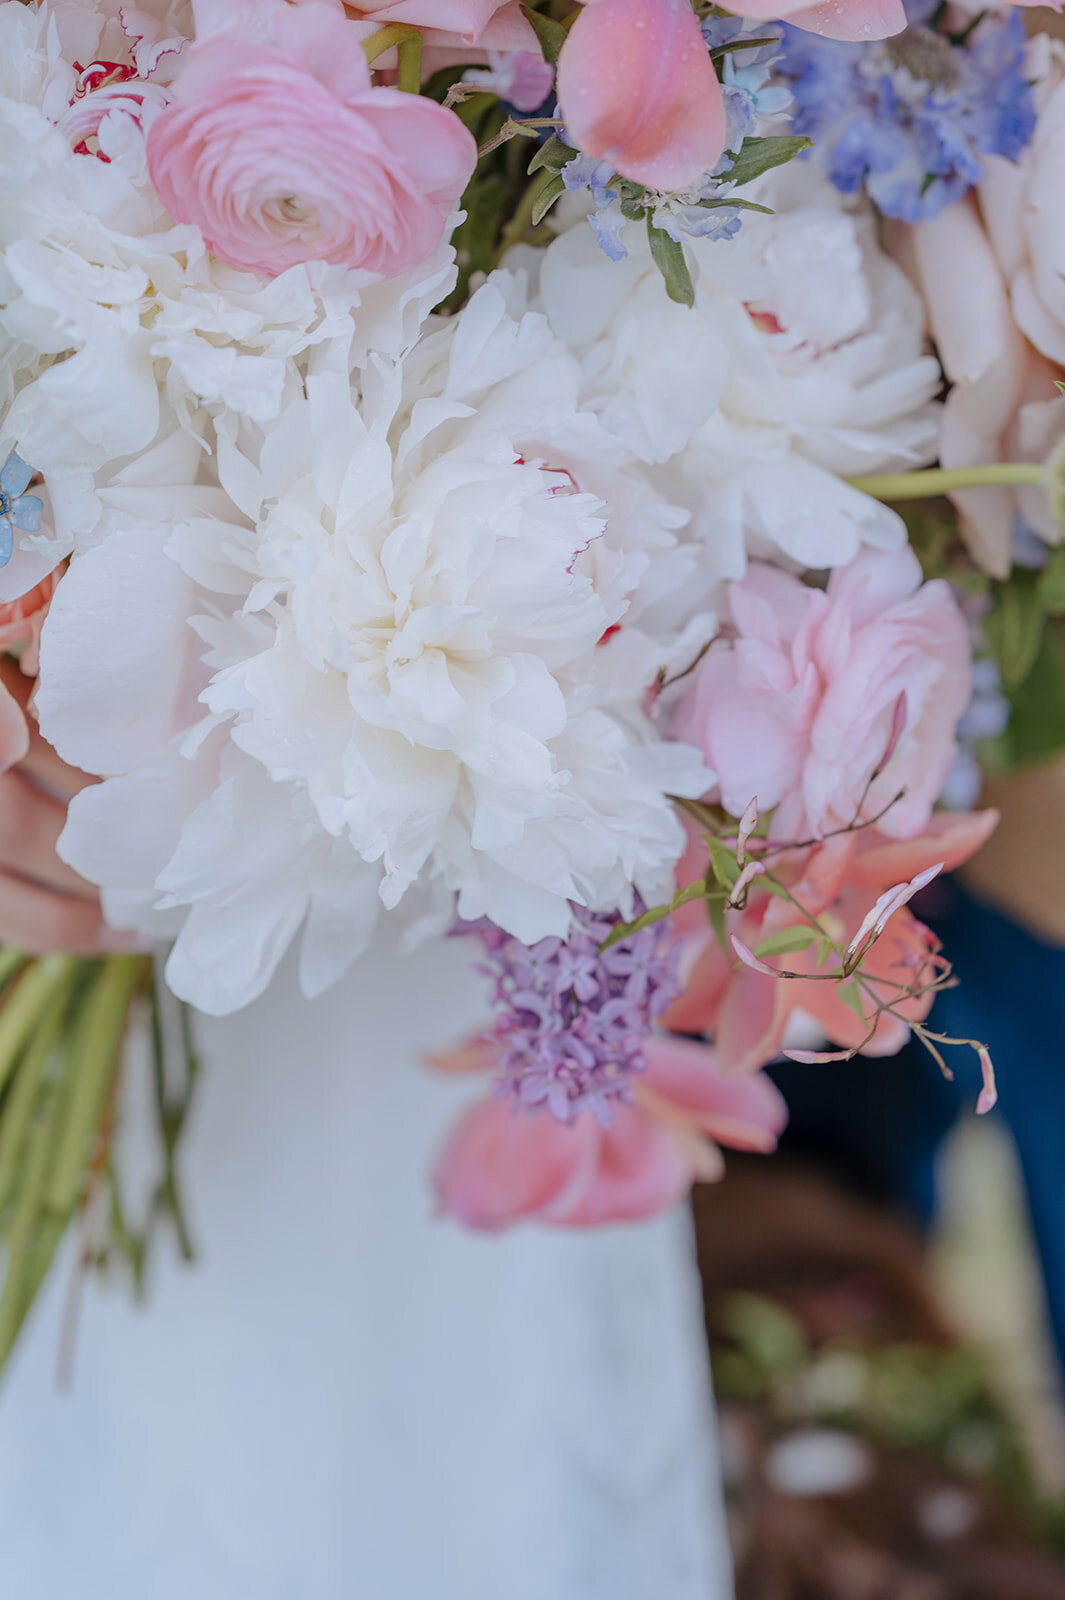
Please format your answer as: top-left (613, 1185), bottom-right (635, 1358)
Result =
top-left (556, 0), bottom-right (726, 191)
top-left (733, 0), bottom-right (906, 40)
top-left (431, 1034), bottom-right (786, 1230)
top-left (673, 547), bottom-right (972, 844)
top-left (147, 0), bottom-right (476, 279)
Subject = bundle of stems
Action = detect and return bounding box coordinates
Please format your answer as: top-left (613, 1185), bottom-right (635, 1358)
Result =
top-left (0, 951), bottom-right (199, 1375)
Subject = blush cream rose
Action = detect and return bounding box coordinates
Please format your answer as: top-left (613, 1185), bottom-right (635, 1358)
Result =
top-left (146, 0), bottom-right (476, 279)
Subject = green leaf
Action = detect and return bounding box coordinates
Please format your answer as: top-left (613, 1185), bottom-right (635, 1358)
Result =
top-left (646, 218), bottom-right (695, 308)
top-left (530, 170), bottom-right (566, 226)
top-left (599, 882), bottom-right (707, 950)
top-left (720, 135), bottom-right (813, 189)
top-left (815, 935), bottom-right (836, 968)
top-left (1038, 546), bottom-right (1065, 617)
top-left (753, 926), bottom-right (817, 959)
top-left (528, 133), bottom-right (577, 175)
top-left (981, 621), bottom-right (1065, 773)
top-left (706, 892), bottom-right (729, 956)
top-left (707, 836), bottom-right (740, 892)
top-left (709, 37), bottom-right (782, 59)
top-left (520, 3), bottom-right (567, 62)
top-left (836, 980), bottom-right (869, 1024)
top-left (985, 569), bottom-right (1046, 691)
top-left (696, 197), bottom-right (773, 215)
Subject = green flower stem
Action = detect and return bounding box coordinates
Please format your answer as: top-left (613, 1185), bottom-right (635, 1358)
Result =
top-left (396, 31), bottom-right (423, 94)
top-left (847, 463), bottom-right (1046, 500)
top-left (362, 21), bottom-right (422, 76)
top-left (46, 955), bottom-right (149, 1215)
top-left (0, 956), bottom-right (77, 1100)
top-left (0, 1111), bottom-right (54, 1366)
top-left (0, 993), bottom-right (71, 1214)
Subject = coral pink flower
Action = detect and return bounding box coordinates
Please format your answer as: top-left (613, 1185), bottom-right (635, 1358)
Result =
top-left (147, 0), bottom-right (476, 279)
top-left (556, 0), bottom-right (726, 191)
top-left (431, 1034), bottom-right (787, 1230)
top-left (673, 547), bottom-right (972, 845)
top-left (666, 809), bottom-right (998, 1074)
top-left (732, 0), bottom-right (906, 42)
top-left (0, 568), bottom-right (63, 774)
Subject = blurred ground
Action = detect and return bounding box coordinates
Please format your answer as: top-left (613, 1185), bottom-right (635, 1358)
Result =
top-left (933, 1118), bottom-right (1065, 1496)
top-left (694, 1143), bottom-right (1065, 1599)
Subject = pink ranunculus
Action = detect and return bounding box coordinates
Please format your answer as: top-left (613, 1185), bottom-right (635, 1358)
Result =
top-left (731, 0), bottom-right (906, 40)
top-left (673, 546), bottom-right (972, 845)
top-left (666, 809), bottom-right (999, 1074)
top-left (431, 1034), bottom-right (787, 1230)
top-left (146, 0), bottom-right (476, 280)
top-left (556, 0), bottom-right (726, 192)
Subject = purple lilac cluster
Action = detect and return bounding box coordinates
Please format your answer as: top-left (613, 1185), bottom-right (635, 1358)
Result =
top-left (475, 906), bottom-right (680, 1126)
top-left (776, 0), bottom-right (1035, 222)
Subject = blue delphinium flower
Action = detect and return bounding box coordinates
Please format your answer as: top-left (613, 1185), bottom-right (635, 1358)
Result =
top-left (776, 2), bottom-right (1036, 222)
top-left (0, 452), bottom-right (43, 569)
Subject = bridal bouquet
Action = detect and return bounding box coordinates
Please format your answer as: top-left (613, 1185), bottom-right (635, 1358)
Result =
top-left (0, 0), bottom-right (1060, 1361)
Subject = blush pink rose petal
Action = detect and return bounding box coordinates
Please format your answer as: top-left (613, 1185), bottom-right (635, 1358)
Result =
top-left (147, 0), bottom-right (476, 280)
top-left (673, 546), bottom-right (972, 844)
top-left (343, 0), bottom-right (537, 49)
top-left (733, 0), bottom-right (906, 39)
top-left (557, 0), bottom-right (726, 192)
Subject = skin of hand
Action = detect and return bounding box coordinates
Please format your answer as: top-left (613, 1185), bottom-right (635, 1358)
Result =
top-left (0, 660), bottom-right (140, 956)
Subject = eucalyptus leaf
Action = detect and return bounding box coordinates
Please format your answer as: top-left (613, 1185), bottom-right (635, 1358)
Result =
top-left (721, 135), bottom-right (813, 189)
top-left (707, 836), bottom-right (740, 891)
top-left (520, 3), bottom-right (568, 63)
top-left (528, 133), bottom-right (577, 175)
top-left (530, 170), bottom-right (566, 226)
top-left (646, 218), bottom-right (695, 308)
top-left (753, 925), bottom-right (817, 959)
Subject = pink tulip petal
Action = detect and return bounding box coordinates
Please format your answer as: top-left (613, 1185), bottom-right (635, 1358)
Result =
top-left (852, 810), bottom-right (998, 892)
top-left (558, 0), bottom-right (726, 191)
top-left (433, 1095), bottom-right (602, 1230)
top-left (559, 1105), bottom-right (694, 1225)
top-left (641, 1034), bottom-right (789, 1152)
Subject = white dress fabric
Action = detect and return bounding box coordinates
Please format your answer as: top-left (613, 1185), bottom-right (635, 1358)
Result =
top-left (0, 929), bottom-right (733, 1600)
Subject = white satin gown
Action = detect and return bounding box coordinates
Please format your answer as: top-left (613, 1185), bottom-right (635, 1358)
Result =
top-left (0, 928), bottom-right (734, 1600)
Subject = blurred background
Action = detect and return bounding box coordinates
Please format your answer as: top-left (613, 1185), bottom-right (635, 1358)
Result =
top-left (694, 763), bottom-right (1065, 1597)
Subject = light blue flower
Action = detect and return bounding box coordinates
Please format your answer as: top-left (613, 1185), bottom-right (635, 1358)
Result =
top-left (776, 3), bottom-right (1036, 222)
top-left (0, 452), bottom-right (42, 570)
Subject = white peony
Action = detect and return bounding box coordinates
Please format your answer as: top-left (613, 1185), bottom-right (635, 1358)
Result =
top-left (38, 278), bottom-right (709, 1013)
top-left (0, 0), bottom-right (455, 568)
top-left (526, 167), bottom-right (941, 588)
